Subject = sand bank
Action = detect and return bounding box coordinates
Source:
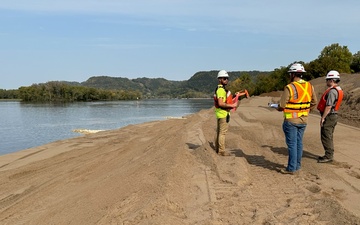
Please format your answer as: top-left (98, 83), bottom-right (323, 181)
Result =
top-left (1, 96), bottom-right (360, 224)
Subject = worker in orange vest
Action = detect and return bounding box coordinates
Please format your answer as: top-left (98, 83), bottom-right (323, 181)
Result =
top-left (317, 70), bottom-right (344, 163)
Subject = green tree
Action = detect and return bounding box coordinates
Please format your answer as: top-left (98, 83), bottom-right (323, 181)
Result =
top-left (227, 73), bottom-right (256, 96)
top-left (17, 82), bottom-right (142, 102)
top-left (253, 74), bottom-right (274, 95)
top-left (309, 43), bottom-right (352, 78)
top-left (305, 60), bottom-right (323, 79)
top-left (270, 66), bottom-right (290, 90)
top-left (0, 89), bottom-right (19, 99)
top-left (351, 51), bottom-right (360, 73)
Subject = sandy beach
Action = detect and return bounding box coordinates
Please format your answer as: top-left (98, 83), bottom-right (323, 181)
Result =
top-left (1, 95), bottom-right (360, 224)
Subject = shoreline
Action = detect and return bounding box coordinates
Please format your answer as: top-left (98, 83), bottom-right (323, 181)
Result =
top-left (0, 99), bottom-right (213, 156)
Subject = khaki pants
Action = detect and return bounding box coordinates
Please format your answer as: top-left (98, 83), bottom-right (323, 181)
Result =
top-left (216, 117), bottom-right (229, 153)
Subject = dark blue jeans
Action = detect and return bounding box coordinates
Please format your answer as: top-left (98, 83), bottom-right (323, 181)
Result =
top-left (282, 121), bottom-right (307, 172)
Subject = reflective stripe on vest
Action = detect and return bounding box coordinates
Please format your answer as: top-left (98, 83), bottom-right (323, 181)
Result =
top-left (283, 81), bottom-right (312, 119)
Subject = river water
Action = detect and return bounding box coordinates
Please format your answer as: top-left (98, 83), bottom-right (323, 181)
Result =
top-left (0, 99), bottom-right (213, 155)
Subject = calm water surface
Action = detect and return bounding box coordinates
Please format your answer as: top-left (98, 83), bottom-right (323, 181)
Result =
top-left (0, 99), bottom-right (213, 155)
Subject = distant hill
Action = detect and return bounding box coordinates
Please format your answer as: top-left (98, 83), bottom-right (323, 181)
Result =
top-left (1, 70), bottom-right (270, 100)
top-left (74, 70), bottom-right (269, 98)
top-left (78, 76), bottom-right (184, 98)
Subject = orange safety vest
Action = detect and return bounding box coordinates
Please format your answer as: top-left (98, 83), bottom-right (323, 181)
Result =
top-left (214, 85), bottom-right (233, 109)
top-left (283, 80), bottom-right (313, 119)
top-left (317, 86), bottom-right (343, 113)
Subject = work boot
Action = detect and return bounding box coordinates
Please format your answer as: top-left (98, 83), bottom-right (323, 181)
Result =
top-left (318, 156), bottom-right (333, 163)
top-left (279, 168), bottom-right (296, 175)
top-left (218, 151), bottom-right (231, 156)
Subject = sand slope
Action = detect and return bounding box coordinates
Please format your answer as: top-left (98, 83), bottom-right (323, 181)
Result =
top-left (1, 95), bottom-right (360, 224)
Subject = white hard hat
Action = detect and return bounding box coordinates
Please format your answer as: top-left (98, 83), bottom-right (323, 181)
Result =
top-left (288, 63), bottom-right (306, 73)
top-left (217, 70), bottom-right (229, 78)
top-left (325, 70), bottom-right (340, 80)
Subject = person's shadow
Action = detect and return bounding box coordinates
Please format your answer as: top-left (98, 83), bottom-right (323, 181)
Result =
top-left (230, 148), bottom-right (284, 172)
top-left (262, 145), bottom-right (319, 160)
top-left (207, 142), bottom-right (319, 172)
top-left (208, 141), bottom-right (214, 150)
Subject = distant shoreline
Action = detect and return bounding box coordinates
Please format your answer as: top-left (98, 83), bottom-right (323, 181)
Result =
top-left (0, 99), bottom-right (21, 101)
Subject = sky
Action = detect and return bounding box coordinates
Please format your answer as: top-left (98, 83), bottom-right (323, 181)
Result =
top-left (1, 0), bottom-right (360, 89)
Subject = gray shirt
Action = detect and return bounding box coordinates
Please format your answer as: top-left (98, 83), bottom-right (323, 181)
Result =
top-left (326, 88), bottom-right (339, 114)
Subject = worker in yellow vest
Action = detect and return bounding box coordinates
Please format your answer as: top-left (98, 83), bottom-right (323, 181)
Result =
top-left (214, 70), bottom-right (238, 156)
top-left (277, 63), bottom-right (317, 174)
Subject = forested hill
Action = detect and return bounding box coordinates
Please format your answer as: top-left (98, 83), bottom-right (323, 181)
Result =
top-left (0, 70), bottom-right (269, 101)
top-left (3, 42), bottom-right (360, 102)
top-left (77, 70), bottom-right (268, 98)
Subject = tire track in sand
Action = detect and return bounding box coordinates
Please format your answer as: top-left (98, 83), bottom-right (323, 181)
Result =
top-left (201, 108), bottom-right (325, 224)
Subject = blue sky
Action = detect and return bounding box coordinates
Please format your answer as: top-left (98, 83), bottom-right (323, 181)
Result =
top-left (1, 0), bottom-right (360, 89)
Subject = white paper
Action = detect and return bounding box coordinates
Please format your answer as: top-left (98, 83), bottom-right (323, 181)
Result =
top-left (268, 103), bottom-right (279, 108)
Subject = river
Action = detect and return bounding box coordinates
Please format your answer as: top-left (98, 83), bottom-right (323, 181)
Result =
top-left (0, 99), bottom-right (213, 155)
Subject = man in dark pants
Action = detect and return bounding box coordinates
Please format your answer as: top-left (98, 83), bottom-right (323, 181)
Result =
top-left (317, 70), bottom-right (344, 163)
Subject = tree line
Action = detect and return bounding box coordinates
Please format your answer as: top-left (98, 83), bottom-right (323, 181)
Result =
top-left (1, 43), bottom-right (359, 102)
top-left (227, 43), bottom-right (360, 95)
top-left (16, 82), bottom-right (141, 102)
